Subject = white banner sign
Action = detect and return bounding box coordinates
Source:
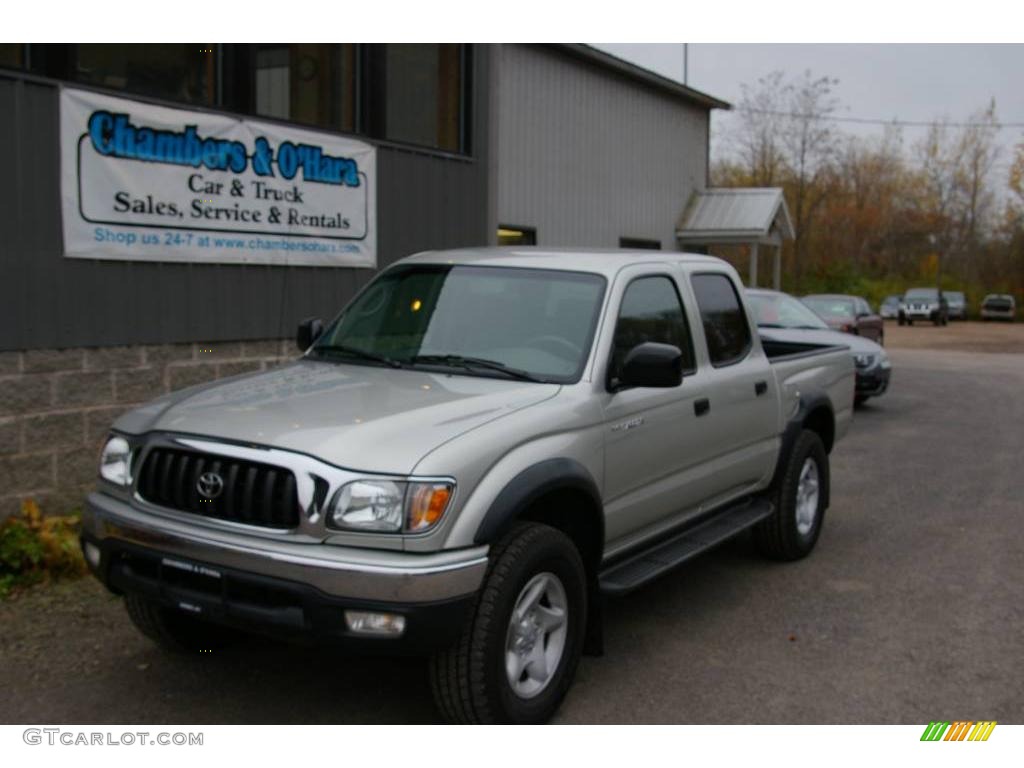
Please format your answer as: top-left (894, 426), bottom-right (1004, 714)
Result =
top-left (60, 88), bottom-right (376, 267)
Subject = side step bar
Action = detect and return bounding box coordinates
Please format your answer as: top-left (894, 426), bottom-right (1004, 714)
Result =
top-left (599, 497), bottom-right (774, 595)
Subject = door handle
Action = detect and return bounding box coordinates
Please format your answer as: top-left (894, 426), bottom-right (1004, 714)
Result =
top-left (694, 398), bottom-right (710, 417)
top-left (755, 381), bottom-right (768, 396)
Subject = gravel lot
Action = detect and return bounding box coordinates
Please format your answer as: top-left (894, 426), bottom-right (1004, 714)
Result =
top-left (2, 321), bottom-right (1022, 724)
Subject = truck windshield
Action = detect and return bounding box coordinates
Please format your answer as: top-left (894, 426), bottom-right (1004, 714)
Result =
top-left (312, 264), bottom-right (606, 383)
top-left (746, 292), bottom-right (829, 330)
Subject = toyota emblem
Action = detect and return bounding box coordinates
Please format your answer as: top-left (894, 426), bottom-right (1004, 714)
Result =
top-left (196, 472), bottom-right (224, 499)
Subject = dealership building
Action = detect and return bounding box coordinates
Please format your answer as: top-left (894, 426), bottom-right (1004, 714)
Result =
top-left (0, 43), bottom-right (733, 515)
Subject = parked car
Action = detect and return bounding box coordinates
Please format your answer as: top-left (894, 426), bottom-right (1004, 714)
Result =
top-left (980, 294), bottom-right (1016, 321)
top-left (898, 288), bottom-right (948, 326)
top-left (880, 295), bottom-right (901, 320)
top-left (748, 289), bottom-right (891, 406)
top-left (944, 290), bottom-right (968, 320)
top-left (801, 294), bottom-right (885, 344)
top-left (81, 248), bottom-right (855, 724)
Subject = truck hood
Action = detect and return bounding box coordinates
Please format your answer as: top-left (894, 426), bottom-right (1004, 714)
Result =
top-left (113, 360), bottom-right (560, 474)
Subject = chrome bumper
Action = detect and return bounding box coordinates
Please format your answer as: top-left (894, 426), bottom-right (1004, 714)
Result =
top-left (83, 492), bottom-right (489, 603)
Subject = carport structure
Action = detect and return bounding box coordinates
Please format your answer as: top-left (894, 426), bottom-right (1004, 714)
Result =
top-left (675, 187), bottom-right (794, 289)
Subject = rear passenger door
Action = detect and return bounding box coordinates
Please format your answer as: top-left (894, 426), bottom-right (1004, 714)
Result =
top-left (687, 272), bottom-right (778, 509)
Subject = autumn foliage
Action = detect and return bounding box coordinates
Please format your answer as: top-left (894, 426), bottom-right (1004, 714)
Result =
top-left (713, 70), bottom-right (1023, 312)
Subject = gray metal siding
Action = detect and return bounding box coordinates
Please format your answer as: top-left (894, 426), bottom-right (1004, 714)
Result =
top-left (495, 44), bottom-right (709, 249)
top-left (0, 50), bottom-right (490, 351)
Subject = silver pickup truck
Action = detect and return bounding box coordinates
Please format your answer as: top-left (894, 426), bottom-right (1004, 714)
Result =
top-left (82, 248), bottom-right (854, 723)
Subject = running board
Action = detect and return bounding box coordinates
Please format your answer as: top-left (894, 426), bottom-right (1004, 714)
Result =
top-left (599, 498), bottom-right (774, 595)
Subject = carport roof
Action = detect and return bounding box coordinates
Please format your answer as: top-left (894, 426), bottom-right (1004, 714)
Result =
top-left (676, 187), bottom-right (795, 246)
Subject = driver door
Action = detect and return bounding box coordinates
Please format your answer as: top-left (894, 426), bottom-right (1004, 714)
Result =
top-left (600, 270), bottom-right (716, 551)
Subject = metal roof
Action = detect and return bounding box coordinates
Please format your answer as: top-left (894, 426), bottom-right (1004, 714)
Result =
top-left (676, 187), bottom-right (795, 245)
top-left (555, 45), bottom-right (731, 111)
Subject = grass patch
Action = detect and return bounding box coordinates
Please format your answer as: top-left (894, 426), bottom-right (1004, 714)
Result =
top-left (0, 499), bottom-right (87, 599)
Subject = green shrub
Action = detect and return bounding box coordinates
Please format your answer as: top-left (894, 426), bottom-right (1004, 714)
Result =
top-left (0, 499), bottom-right (87, 598)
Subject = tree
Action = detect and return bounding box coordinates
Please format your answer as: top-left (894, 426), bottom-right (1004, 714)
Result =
top-left (731, 70), bottom-right (788, 186)
top-left (954, 100), bottom-right (1000, 284)
top-left (778, 70), bottom-right (841, 291)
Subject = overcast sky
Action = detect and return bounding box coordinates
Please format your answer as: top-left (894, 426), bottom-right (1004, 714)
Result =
top-left (594, 44), bottom-right (1024, 181)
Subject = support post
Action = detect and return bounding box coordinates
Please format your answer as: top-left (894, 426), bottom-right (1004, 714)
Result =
top-left (773, 245), bottom-right (781, 290)
top-left (748, 242), bottom-right (759, 288)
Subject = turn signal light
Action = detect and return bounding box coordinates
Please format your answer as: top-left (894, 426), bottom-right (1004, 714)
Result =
top-left (406, 483), bottom-right (453, 533)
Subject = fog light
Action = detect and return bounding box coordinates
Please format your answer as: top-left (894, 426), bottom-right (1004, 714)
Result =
top-left (344, 610), bottom-right (406, 636)
top-left (83, 542), bottom-right (101, 569)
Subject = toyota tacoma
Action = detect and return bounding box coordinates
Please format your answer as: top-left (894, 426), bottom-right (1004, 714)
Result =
top-left (82, 248), bottom-right (855, 723)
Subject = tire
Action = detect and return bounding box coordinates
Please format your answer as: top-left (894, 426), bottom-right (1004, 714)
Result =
top-left (907, 319), bottom-right (913, 326)
top-left (125, 594), bottom-right (236, 653)
top-left (897, 317), bottom-right (905, 326)
top-left (755, 430), bottom-right (829, 561)
top-left (429, 522), bottom-right (587, 724)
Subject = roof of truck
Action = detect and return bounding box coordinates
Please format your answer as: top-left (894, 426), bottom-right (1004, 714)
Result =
top-left (398, 247), bottom-right (731, 277)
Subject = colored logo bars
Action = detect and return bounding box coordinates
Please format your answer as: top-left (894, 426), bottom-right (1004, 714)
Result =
top-left (920, 721), bottom-right (997, 741)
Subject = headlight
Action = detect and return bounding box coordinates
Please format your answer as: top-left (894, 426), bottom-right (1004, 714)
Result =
top-left (328, 479), bottom-right (454, 533)
top-left (853, 353), bottom-right (876, 369)
top-left (99, 436), bottom-right (131, 486)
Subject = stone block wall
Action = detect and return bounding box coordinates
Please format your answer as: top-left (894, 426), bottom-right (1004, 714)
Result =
top-left (0, 340), bottom-right (295, 519)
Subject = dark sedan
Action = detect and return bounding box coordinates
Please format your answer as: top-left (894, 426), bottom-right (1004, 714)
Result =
top-left (748, 289), bottom-right (892, 406)
top-left (802, 294), bottom-right (884, 344)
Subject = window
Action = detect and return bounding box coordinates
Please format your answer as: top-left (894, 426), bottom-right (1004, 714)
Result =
top-left (609, 276), bottom-right (695, 388)
top-left (0, 45), bottom-right (24, 70)
top-left (254, 44), bottom-right (356, 132)
top-left (375, 44), bottom-right (464, 152)
top-left (691, 273), bottom-right (752, 367)
top-left (316, 265), bottom-right (606, 384)
top-left (619, 237), bottom-right (661, 250)
top-left (69, 44), bottom-right (216, 105)
top-left (497, 226), bottom-right (537, 246)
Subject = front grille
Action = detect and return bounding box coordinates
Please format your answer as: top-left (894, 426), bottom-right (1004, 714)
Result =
top-left (136, 448), bottom-right (301, 529)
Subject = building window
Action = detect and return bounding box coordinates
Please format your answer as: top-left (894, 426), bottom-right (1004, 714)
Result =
top-left (0, 44), bottom-right (24, 70)
top-left (254, 44), bottom-right (356, 132)
top-left (68, 44), bottom-right (216, 105)
top-left (498, 226), bottom-right (537, 246)
top-left (619, 237), bottom-right (661, 250)
top-left (371, 44), bottom-right (465, 153)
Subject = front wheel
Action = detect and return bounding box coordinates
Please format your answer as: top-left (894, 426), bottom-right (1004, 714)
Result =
top-left (430, 522), bottom-right (587, 724)
top-left (755, 430), bottom-right (829, 561)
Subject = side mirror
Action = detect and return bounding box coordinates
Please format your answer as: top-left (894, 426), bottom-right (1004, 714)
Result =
top-left (296, 317), bottom-right (324, 351)
top-left (618, 342), bottom-right (684, 389)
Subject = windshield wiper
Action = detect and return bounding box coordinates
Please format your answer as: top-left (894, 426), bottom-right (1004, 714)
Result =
top-left (310, 344), bottom-right (404, 368)
top-left (758, 323), bottom-right (785, 328)
top-left (410, 354), bottom-right (547, 383)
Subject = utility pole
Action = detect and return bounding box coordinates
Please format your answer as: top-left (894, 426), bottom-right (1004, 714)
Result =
top-left (683, 43), bottom-right (688, 86)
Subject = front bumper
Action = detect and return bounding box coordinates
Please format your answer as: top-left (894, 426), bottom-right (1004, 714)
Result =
top-left (82, 491), bottom-right (488, 649)
top-left (981, 309), bottom-right (1014, 320)
top-left (902, 308), bottom-right (939, 320)
top-left (856, 365), bottom-right (891, 398)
